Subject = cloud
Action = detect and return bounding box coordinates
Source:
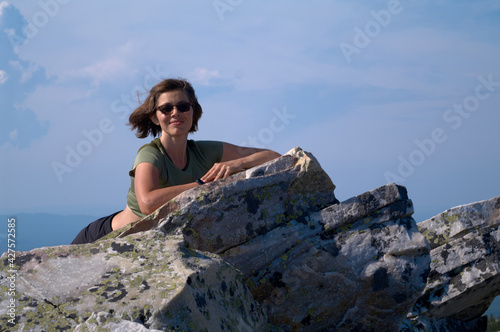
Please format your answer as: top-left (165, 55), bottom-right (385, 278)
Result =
top-left (0, 70), bottom-right (7, 83)
top-left (188, 68), bottom-right (221, 86)
top-left (9, 129), bottom-right (17, 140)
top-left (9, 60), bottom-right (40, 83)
top-left (0, 3), bottom-right (50, 148)
top-left (0, 1), bottom-right (9, 16)
top-left (67, 58), bottom-right (129, 86)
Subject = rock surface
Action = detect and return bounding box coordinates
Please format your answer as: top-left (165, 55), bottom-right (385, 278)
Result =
top-left (0, 147), bottom-right (497, 331)
top-left (111, 147), bottom-right (431, 330)
top-left (0, 233), bottom-right (269, 331)
top-left (403, 196), bottom-right (500, 331)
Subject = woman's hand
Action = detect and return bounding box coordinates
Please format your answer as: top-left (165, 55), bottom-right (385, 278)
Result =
top-left (200, 142), bottom-right (281, 183)
top-left (200, 159), bottom-right (244, 183)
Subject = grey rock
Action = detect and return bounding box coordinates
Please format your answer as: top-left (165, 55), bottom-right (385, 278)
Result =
top-left (0, 234), bottom-right (269, 331)
top-left (238, 183), bottom-right (430, 331)
top-left (400, 315), bottom-right (487, 332)
top-left (115, 148), bottom-right (431, 331)
top-left (403, 196), bottom-right (500, 331)
top-left (418, 196), bottom-right (500, 250)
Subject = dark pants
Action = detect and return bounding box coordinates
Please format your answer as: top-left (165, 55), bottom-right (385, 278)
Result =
top-left (71, 211), bottom-right (121, 244)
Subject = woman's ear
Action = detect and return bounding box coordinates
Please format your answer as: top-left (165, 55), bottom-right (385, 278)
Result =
top-left (149, 112), bottom-right (160, 126)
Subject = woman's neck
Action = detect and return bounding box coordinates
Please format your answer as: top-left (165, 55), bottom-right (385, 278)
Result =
top-left (159, 135), bottom-right (188, 169)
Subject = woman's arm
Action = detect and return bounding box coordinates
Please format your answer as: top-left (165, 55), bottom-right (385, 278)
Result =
top-left (201, 142), bottom-right (281, 183)
top-left (135, 144), bottom-right (280, 215)
top-left (134, 162), bottom-right (199, 215)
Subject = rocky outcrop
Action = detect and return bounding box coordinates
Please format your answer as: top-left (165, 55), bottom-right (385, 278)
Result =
top-left (402, 196), bottom-right (500, 331)
top-left (0, 233), bottom-right (270, 331)
top-left (0, 147), bottom-right (497, 331)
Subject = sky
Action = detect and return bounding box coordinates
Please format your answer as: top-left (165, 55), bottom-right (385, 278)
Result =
top-left (1, 0), bottom-right (499, 225)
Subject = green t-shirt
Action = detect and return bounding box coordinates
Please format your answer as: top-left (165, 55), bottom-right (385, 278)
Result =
top-left (126, 138), bottom-right (223, 217)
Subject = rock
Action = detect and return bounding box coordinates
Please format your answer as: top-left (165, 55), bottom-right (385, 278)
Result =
top-left (418, 196), bottom-right (500, 250)
top-left (73, 312), bottom-right (164, 332)
top-left (404, 196), bottom-right (500, 331)
top-left (0, 233), bottom-right (270, 331)
top-left (114, 148), bottom-right (431, 331)
top-left (229, 183), bottom-right (430, 331)
top-left (400, 315), bottom-right (488, 332)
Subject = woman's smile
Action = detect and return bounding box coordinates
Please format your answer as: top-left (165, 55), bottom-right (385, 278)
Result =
top-left (169, 119), bottom-right (184, 126)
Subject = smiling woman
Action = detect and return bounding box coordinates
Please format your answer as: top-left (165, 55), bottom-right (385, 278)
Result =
top-left (71, 78), bottom-right (281, 244)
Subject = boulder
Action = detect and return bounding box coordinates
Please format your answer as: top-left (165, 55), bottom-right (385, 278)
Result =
top-left (404, 196), bottom-right (500, 331)
top-left (111, 147), bottom-right (431, 331)
top-left (0, 233), bottom-right (270, 331)
top-left (236, 183), bottom-right (431, 331)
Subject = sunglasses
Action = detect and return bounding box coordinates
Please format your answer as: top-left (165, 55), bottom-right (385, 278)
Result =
top-left (155, 101), bottom-right (192, 114)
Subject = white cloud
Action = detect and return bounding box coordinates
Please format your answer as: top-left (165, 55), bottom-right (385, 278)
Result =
top-left (188, 68), bottom-right (221, 86)
top-left (0, 1), bottom-right (9, 17)
top-left (9, 129), bottom-right (17, 141)
top-left (0, 70), bottom-right (7, 83)
top-left (67, 58), bottom-right (129, 86)
top-left (9, 60), bottom-right (39, 83)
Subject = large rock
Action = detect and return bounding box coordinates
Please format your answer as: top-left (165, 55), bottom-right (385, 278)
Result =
top-left (228, 183), bottom-right (430, 331)
top-left (112, 148), bottom-right (431, 331)
top-left (0, 233), bottom-right (269, 331)
top-left (403, 196), bottom-right (500, 331)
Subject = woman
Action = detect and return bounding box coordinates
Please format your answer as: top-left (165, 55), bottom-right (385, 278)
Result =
top-left (72, 78), bottom-right (280, 244)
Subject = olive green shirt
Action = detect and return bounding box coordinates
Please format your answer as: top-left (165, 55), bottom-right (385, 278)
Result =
top-left (127, 138), bottom-right (223, 217)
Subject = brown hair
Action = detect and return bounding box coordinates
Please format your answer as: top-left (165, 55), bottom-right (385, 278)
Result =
top-left (128, 78), bottom-right (202, 138)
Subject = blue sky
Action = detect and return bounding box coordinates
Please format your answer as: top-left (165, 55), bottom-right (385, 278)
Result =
top-left (1, 0), bottom-right (499, 224)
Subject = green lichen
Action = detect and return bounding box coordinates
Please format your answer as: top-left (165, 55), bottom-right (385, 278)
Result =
top-left (129, 275), bottom-right (144, 288)
top-left (185, 228), bottom-right (199, 237)
top-left (255, 188), bottom-right (273, 201)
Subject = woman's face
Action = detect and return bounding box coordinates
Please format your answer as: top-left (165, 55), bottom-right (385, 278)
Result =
top-left (151, 90), bottom-right (193, 139)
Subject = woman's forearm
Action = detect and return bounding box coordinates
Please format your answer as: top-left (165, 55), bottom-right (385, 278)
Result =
top-left (138, 182), bottom-right (199, 215)
top-left (238, 150), bottom-right (281, 170)
top-left (138, 149), bottom-right (281, 215)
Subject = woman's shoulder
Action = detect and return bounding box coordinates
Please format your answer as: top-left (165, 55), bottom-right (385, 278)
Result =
top-left (133, 138), bottom-right (165, 165)
top-left (188, 140), bottom-right (224, 162)
top-left (188, 139), bottom-right (223, 150)
top-left (136, 138), bottom-right (164, 154)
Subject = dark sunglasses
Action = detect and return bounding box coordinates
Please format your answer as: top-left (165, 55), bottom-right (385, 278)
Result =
top-left (156, 101), bottom-right (192, 114)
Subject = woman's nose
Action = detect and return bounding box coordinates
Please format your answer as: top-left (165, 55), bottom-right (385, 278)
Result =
top-left (171, 106), bottom-right (181, 116)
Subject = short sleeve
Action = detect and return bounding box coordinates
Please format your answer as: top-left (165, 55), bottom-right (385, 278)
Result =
top-left (129, 144), bottom-right (164, 178)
